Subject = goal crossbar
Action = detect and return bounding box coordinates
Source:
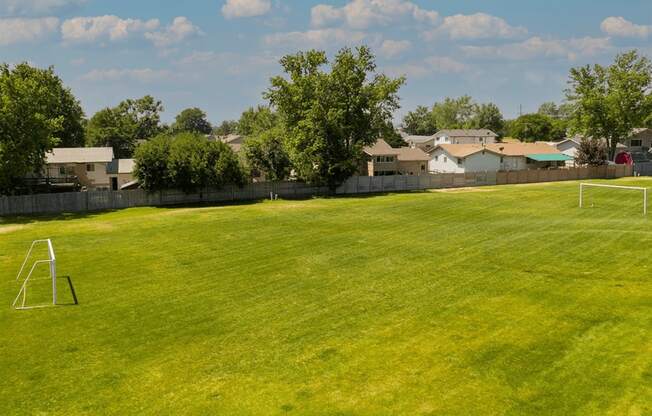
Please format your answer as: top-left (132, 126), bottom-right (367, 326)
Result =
top-left (13, 239), bottom-right (57, 310)
top-left (579, 183), bottom-right (648, 215)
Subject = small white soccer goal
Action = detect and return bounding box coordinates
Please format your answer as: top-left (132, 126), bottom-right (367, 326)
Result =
top-left (579, 183), bottom-right (648, 215)
top-left (13, 239), bottom-right (57, 310)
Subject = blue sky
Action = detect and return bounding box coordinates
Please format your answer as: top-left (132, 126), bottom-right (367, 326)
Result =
top-left (1, 0), bottom-right (650, 124)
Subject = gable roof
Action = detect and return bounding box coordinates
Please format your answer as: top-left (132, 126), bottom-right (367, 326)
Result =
top-left (485, 142), bottom-right (560, 156)
top-left (46, 147), bottom-right (114, 164)
top-left (435, 129), bottom-right (498, 138)
top-left (107, 159), bottom-right (135, 175)
top-left (363, 139), bottom-right (399, 156)
top-left (396, 147), bottom-right (430, 161)
top-left (434, 144), bottom-right (502, 158)
top-left (404, 135), bottom-right (435, 144)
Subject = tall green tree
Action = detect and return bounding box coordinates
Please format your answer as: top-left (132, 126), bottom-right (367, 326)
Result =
top-left (401, 105), bottom-right (437, 135)
top-left (237, 106), bottom-right (278, 137)
top-left (471, 103), bottom-right (505, 135)
top-left (87, 95), bottom-right (164, 158)
top-left (509, 113), bottom-right (554, 142)
top-left (265, 46), bottom-right (404, 188)
top-left (0, 63), bottom-right (82, 194)
top-left (567, 50), bottom-right (652, 159)
top-left (214, 120), bottom-right (238, 136)
top-left (242, 126), bottom-right (292, 181)
top-left (172, 107), bottom-right (212, 135)
top-left (432, 95), bottom-right (476, 129)
top-left (135, 132), bottom-right (245, 192)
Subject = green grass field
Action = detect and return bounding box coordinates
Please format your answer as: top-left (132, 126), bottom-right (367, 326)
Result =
top-left (1, 178), bottom-right (651, 415)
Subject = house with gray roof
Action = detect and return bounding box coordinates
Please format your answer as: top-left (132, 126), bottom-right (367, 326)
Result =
top-left (45, 147), bottom-right (115, 190)
top-left (406, 129), bottom-right (499, 152)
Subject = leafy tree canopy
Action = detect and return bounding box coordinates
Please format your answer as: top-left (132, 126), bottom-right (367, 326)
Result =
top-left (87, 95), bottom-right (164, 158)
top-left (242, 126), bottom-right (292, 181)
top-left (265, 46), bottom-right (404, 188)
top-left (214, 120), bottom-right (238, 136)
top-left (0, 63), bottom-right (83, 194)
top-left (509, 113), bottom-right (554, 142)
top-left (567, 50), bottom-right (652, 159)
top-left (172, 107), bottom-right (213, 135)
top-left (401, 105), bottom-right (437, 136)
top-left (576, 138), bottom-right (608, 166)
top-left (134, 132), bottom-right (246, 192)
top-left (237, 105), bottom-right (279, 137)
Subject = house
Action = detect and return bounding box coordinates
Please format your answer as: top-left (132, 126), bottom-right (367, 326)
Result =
top-left (45, 147), bottom-right (114, 190)
top-left (621, 128), bottom-right (652, 159)
top-left (429, 142), bottom-right (573, 173)
top-left (429, 145), bottom-right (503, 173)
top-left (361, 139), bottom-right (429, 176)
top-left (107, 159), bottom-right (136, 190)
top-left (406, 129), bottom-right (498, 152)
top-left (434, 129), bottom-right (498, 145)
top-left (537, 138), bottom-right (580, 166)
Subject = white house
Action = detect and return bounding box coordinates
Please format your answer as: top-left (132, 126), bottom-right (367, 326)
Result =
top-left (538, 139), bottom-right (580, 166)
top-left (107, 159), bottom-right (136, 190)
top-left (429, 145), bottom-right (502, 173)
top-left (429, 142), bottom-right (572, 173)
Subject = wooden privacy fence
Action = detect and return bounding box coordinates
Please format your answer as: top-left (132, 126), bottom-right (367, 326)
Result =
top-left (0, 165), bottom-right (633, 216)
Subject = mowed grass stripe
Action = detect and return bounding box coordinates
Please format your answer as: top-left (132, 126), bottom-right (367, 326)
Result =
top-left (0, 179), bottom-right (651, 415)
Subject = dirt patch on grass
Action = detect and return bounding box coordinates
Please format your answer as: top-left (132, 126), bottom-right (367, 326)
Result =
top-left (429, 187), bottom-right (496, 193)
top-left (0, 224), bottom-right (26, 234)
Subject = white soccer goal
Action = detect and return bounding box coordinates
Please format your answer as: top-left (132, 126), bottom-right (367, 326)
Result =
top-left (579, 183), bottom-right (648, 215)
top-left (13, 239), bottom-right (57, 310)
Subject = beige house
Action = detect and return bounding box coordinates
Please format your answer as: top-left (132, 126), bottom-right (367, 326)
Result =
top-left (406, 129), bottom-right (498, 152)
top-left (45, 147), bottom-right (114, 190)
top-left (361, 139), bottom-right (429, 176)
top-left (107, 159), bottom-right (136, 190)
top-left (622, 128), bottom-right (652, 155)
top-left (220, 134), bottom-right (245, 153)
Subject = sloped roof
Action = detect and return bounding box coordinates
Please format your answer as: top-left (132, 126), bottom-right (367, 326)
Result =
top-left (363, 139), bottom-right (399, 155)
top-left (434, 144), bottom-right (502, 158)
top-left (485, 142), bottom-right (560, 156)
top-left (435, 129), bottom-right (498, 138)
top-left (46, 147), bottom-right (114, 164)
top-left (404, 135), bottom-right (435, 143)
top-left (396, 147), bottom-right (430, 161)
top-left (107, 159), bottom-right (135, 174)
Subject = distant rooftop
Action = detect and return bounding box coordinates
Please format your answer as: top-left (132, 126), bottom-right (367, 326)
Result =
top-left (46, 147), bottom-right (114, 164)
top-left (435, 129), bottom-right (498, 138)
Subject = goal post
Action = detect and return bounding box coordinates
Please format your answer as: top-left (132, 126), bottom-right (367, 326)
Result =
top-left (13, 239), bottom-right (57, 310)
top-left (579, 183), bottom-right (648, 215)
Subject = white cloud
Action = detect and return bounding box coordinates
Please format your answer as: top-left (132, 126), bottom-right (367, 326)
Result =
top-left (0, 0), bottom-right (85, 15)
top-left (177, 51), bottom-right (278, 76)
top-left (311, 0), bottom-right (438, 29)
top-left (61, 15), bottom-right (160, 43)
top-left (424, 56), bottom-right (468, 73)
top-left (379, 39), bottom-right (411, 58)
top-left (81, 68), bottom-right (173, 83)
top-left (462, 36), bottom-right (611, 61)
top-left (0, 17), bottom-right (59, 45)
top-left (144, 17), bottom-right (201, 48)
top-left (263, 28), bottom-right (371, 49)
top-left (601, 16), bottom-right (651, 38)
top-left (423, 13), bottom-right (527, 40)
top-left (222, 0), bottom-right (271, 19)
top-left (386, 56), bottom-right (467, 78)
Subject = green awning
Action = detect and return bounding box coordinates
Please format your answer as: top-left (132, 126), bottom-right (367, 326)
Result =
top-left (526, 153), bottom-right (574, 162)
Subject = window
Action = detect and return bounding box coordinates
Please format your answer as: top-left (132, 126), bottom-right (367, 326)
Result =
top-left (458, 158), bottom-right (463, 165)
top-left (59, 166), bottom-right (66, 175)
top-left (421, 164), bottom-right (426, 171)
top-left (434, 155), bottom-right (439, 162)
top-left (500, 157), bottom-right (504, 163)
top-left (631, 139), bottom-right (643, 147)
top-left (444, 156), bottom-right (448, 163)
top-left (86, 164), bottom-right (95, 172)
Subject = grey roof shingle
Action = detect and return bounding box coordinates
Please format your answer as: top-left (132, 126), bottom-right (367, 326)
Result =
top-left (46, 147), bottom-right (114, 164)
